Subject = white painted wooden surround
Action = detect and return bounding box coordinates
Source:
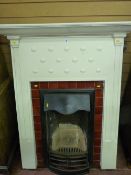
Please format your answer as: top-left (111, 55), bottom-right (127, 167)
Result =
top-left (1, 22), bottom-right (131, 170)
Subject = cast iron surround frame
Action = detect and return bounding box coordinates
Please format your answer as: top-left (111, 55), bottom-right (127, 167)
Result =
top-left (40, 89), bottom-right (95, 174)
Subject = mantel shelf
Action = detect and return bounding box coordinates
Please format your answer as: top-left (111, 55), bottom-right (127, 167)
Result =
top-left (1, 22), bottom-right (131, 37)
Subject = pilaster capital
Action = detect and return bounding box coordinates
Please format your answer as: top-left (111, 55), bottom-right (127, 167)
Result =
top-left (113, 33), bottom-right (126, 46)
top-left (7, 36), bottom-right (20, 48)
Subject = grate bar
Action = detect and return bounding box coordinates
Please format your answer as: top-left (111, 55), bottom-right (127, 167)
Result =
top-left (58, 147), bottom-right (83, 153)
top-left (49, 152), bottom-right (89, 174)
top-left (50, 157), bottom-right (87, 163)
top-left (50, 161), bottom-right (87, 168)
top-left (50, 165), bottom-right (89, 173)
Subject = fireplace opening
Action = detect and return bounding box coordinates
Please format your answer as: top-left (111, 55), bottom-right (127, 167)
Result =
top-left (40, 89), bottom-right (95, 174)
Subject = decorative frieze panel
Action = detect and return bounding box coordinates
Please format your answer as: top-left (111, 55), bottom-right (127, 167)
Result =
top-left (19, 37), bottom-right (115, 81)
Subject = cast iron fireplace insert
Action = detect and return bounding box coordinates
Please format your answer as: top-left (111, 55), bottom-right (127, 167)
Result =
top-left (40, 89), bottom-right (95, 174)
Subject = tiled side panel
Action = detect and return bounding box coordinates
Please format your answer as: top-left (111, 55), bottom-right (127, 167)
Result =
top-left (31, 81), bottom-right (103, 168)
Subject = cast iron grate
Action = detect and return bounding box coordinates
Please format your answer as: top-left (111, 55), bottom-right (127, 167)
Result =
top-left (49, 152), bottom-right (89, 174)
top-left (40, 89), bottom-right (95, 174)
top-left (58, 147), bottom-right (83, 153)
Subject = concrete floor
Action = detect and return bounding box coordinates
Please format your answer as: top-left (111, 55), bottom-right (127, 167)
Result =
top-left (10, 168), bottom-right (131, 175)
top-left (1, 141), bottom-right (131, 175)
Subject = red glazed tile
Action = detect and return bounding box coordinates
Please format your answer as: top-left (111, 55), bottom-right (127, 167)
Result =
top-left (94, 115), bottom-right (102, 128)
top-left (94, 146), bottom-right (101, 154)
top-left (77, 81), bottom-right (95, 88)
top-left (37, 159), bottom-right (45, 168)
top-left (94, 126), bottom-right (102, 133)
top-left (35, 131), bottom-right (42, 140)
top-left (96, 97), bottom-right (103, 107)
top-left (76, 81), bottom-right (86, 88)
top-left (94, 121), bottom-right (102, 131)
top-left (93, 153), bottom-right (100, 160)
top-left (95, 114), bottom-right (102, 120)
top-left (39, 82), bottom-right (49, 89)
top-left (34, 115), bottom-right (41, 123)
top-left (48, 82), bottom-right (58, 89)
top-left (32, 90), bottom-right (40, 98)
top-left (34, 122), bottom-right (42, 131)
top-left (33, 107), bottom-right (41, 116)
top-left (92, 160), bottom-right (100, 168)
top-left (37, 153), bottom-right (44, 160)
top-left (95, 106), bottom-right (103, 114)
top-left (68, 82), bottom-right (77, 88)
top-left (95, 89), bottom-right (103, 98)
top-left (36, 139), bottom-right (43, 146)
top-left (31, 82), bottom-right (40, 89)
top-left (84, 81), bottom-right (95, 88)
top-left (36, 145), bottom-right (43, 153)
top-left (58, 82), bottom-right (69, 89)
top-left (32, 99), bottom-right (40, 108)
top-left (31, 80), bottom-right (104, 169)
top-left (94, 127), bottom-right (102, 133)
top-left (94, 131), bottom-right (101, 138)
top-left (37, 152), bottom-right (43, 158)
top-left (35, 135), bottom-right (42, 142)
top-left (94, 138), bottom-right (101, 146)
top-left (95, 117), bottom-right (102, 126)
top-left (35, 139), bottom-right (42, 148)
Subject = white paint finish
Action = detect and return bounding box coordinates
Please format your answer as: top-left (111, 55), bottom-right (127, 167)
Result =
top-left (5, 22), bottom-right (130, 170)
top-left (40, 58), bottom-right (46, 63)
top-left (10, 35), bottom-right (125, 169)
top-left (10, 45), bottom-right (37, 169)
top-left (101, 140), bottom-right (117, 169)
top-left (18, 37), bottom-right (115, 81)
top-left (101, 39), bottom-right (124, 169)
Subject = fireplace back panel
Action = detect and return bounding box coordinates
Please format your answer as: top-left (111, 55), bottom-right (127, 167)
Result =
top-left (31, 81), bottom-right (103, 168)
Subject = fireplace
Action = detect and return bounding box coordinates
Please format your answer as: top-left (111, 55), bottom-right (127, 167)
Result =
top-left (1, 22), bottom-right (131, 171)
top-left (40, 89), bottom-right (95, 174)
